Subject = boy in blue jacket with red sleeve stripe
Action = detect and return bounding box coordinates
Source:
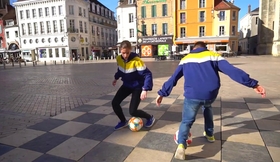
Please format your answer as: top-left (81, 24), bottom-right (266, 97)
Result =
top-left (112, 40), bottom-right (155, 130)
top-left (156, 41), bottom-right (266, 160)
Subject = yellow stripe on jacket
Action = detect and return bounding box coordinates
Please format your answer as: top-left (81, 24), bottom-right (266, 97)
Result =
top-left (179, 51), bottom-right (225, 65)
top-left (116, 55), bottom-right (146, 73)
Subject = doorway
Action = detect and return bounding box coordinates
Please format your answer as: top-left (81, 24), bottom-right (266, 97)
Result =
top-left (71, 49), bottom-right (77, 61)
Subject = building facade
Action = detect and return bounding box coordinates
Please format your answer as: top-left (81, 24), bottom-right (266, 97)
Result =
top-left (116, 0), bottom-right (137, 53)
top-left (13, 0), bottom-right (117, 62)
top-left (175, 0), bottom-right (239, 53)
top-left (239, 6), bottom-right (259, 54)
top-left (88, 0), bottom-right (117, 59)
top-left (136, 0), bottom-right (174, 58)
top-left (257, 0), bottom-right (280, 56)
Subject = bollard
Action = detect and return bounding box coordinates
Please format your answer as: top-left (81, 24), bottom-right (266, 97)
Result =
top-left (12, 61), bottom-right (14, 67)
top-left (44, 61), bottom-right (46, 66)
top-left (60, 60), bottom-right (62, 64)
top-left (63, 60), bottom-right (65, 64)
top-left (3, 61), bottom-right (5, 69)
top-left (84, 59), bottom-right (85, 63)
top-left (35, 61), bottom-right (37, 65)
top-left (78, 59), bottom-right (80, 63)
top-left (24, 61), bottom-right (26, 66)
top-left (33, 61), bottom-right (35, 67)
top-left (54, 60), bottom-right (56, 65)
top-left (19, 61), bottom-right (21, 68)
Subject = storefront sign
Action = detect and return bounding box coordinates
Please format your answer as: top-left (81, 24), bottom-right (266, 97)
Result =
top-left (141, 45), bottom-right (152, 57)
top-left (158, 44), bottom-right (169, 56)
top-left (138, 35), bottom-right (173, 45)
top-left (143, 0), bottom-right (167, 4)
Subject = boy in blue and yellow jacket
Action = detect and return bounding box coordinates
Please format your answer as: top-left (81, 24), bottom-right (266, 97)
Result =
top-left (112, 40), bottom-right (155, 130)
top-left (155, 41), bottom-right (266, 160)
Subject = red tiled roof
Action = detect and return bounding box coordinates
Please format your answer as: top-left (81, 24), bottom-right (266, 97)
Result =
top-left (214, 0), bottom-right (240, 10)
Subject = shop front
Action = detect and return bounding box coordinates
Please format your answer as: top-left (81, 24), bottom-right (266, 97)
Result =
top-left (175, 36), bottom-right (237, 54)
top-left (137, 35), bottom-right (173, 58)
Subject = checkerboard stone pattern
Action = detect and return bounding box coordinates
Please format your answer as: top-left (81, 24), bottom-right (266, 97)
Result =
top-left (0, 91), bottom-right (279, 162)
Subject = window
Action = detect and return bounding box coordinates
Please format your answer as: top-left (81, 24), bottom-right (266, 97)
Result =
top-left (84, 22), bottom-right (87, 33)
top-left (79, 7), bottom-right (82, 16)
top-left (151, 5), bottom-right (157, 17)
top-left (219, 26), bottom-right (225, 36)
top-left (21, 24), bottom-right (26, 35)
top-left (141, 6), bottom-right (146, 18)
top-left (199, 0), bottom-right (205, 8)
top-left (45, 7), bottom-right (49, 16)
top-left (129, 13), bottom-right (133, 23)
top-left (199, 11), bottom-right (205, 22)
top-left (79, 21), bottom-right (83, 32)
top-left (46, 21), bottom-right (51, 33)
top-left (118, 15), bottom-right (120, 24)
top-left (141, 24), bottom-right (147, 36)
top-left (69, 19), bottom-right (75, 30)
top-left (27, 23), bottom-right (32, 34)
top-left (231, 26), bottom-right (235, 35)
top-left (69, 5), bottom-right (74, 15)
top-left (39, 8), bottom-right (43, 17)
top-left (58, 5), bottom-right (63, 15)
top-left (60, 20), bottom-right (64, 32)
top-left (128, 0), bottom-right (134, 4)
top-left (152, 24), bottom-right (157, 35)
top-left (180, 27), bottom-right (185, 37)
top-left (26, 10), bottom-right (30, 18)
top-left (180, 0), bottom-right (186, 10)
top-left (40, 22), bottom-right (44, 34)
top-left (53, 20), bottom-right (58, 33)
top-left (199, 26), bottom-right (205, 37)
top-left (32, 9), bottom-right (36, 18)
top-left (51, 6), bottom-right (56, 16)
top-left (232, 11), bottom-right (236, 20)
top-left (49, 49), bottom-right (53, 58)
top-left (180, 12), bottom-right (186, 23)
top-left (15, 31), bottom-right (18, 37)
top-left (162, 4), bottom-right (167, 16)
top-left (219, 11), bottom-right (225, 21)
top-left (231, 41), bottom-right (235, 51)
top-left (255, 17), bottom-right (258, 25)
top-left (6, 32), bottom-right (9, 38)
top-left (34, 22), bottom-right (38, 34)
top-left (83, 9), bottom-right (86, 17)
top-left (162, 23), bottom-right (168, 35)
top-left (129, 29), bottom-right (134, 38)
top-left (62, 48), bottom-right (66, 57)
top-left (20, 11), bottom-right (24, 19)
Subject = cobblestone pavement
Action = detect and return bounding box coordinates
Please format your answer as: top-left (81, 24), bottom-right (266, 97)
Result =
top-left (0, 55), bottom-right (280, 161)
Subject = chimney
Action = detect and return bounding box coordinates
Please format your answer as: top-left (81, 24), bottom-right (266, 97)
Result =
top-left (248, 5), bottom-right (251, 13)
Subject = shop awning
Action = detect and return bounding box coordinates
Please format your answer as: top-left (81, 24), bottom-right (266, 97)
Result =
top-left (175, 36), bottom-right (231, 44)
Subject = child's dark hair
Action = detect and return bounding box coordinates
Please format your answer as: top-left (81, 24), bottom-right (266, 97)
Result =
top-left (120, 40), bottom-right (132, 50)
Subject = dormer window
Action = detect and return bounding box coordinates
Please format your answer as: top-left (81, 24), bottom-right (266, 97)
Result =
top-left (128, 0), bottom-right (135, 4)
top-left (5, 20), bottom-right (14, 26)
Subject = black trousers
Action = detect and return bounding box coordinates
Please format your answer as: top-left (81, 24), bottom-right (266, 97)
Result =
top-left (112, 85), bottom-right (151, 122)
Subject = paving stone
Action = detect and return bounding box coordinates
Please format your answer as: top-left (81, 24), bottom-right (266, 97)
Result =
top-left (250, 110), bottom-right (280, 121)
top-left (144, 103), bottom-right (171, 111)
top-left (221, 102), bottom-right (248, 109)
top-left (75, 124), bottom-right (114, 141)
top-left (222, 141), bottom-right (272, 162)
top-left (0, 148), bottom-right (42, 162)
top-left (0, 144), bottom-right (14, 156)
top-left (89, 106), bottom-right (114, 114)
top-left (47, 137), bottom-right (99, 161)
top-left (19, 132), bottom-right (70, 153)
top-left (125, 147), bottom-right (174, 162)
top-left (267, 146), bottom-right (280, 162)
top-left (72, 105), bottom-right (99, 112)
top-left (221, 117), bottom-right (258, 130)
top-left (28, 119), bottom-right (68, 132)
top-left (247, 103), bottom-right (279, 112)
top-left (85, 99), bottom-right (110, 106)
top-left (52, 111), bottom-right (86, 121)
top-left (255, 119), bottom-right (280, 131)
top-left (260, 131), bottom-right (280, 147)
top-left (33, 154), bottom-right (76, 162)
top-left (79, 142), bottom-right (133, 162)
top-left (104, 128), bottom-right (147, 147)
top-left (160, 111), bottom-right (182, 122)
top-left (0, 129), bottom-right (45, 147)
top-left (137, 132), bottom-right (177, 153)
top-left (244, 98), bottom-right (272, 104)
top-left (50, 121), bottom-right (91, 136)
top-left (72, 113), bottom-right (106, 124)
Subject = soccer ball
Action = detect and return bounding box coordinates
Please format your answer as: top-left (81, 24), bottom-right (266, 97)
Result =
top-left (174, 130), bottom-right (192, 146)
top-left (128, 117), bottom-right (143, 132)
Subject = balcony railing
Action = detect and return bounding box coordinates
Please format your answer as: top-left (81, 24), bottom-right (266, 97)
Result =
top-left (67, 28), bottom-right (79, 33)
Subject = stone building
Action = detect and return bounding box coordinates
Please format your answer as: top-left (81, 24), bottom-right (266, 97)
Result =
top-left (257, 0), bottom-right (280, 56)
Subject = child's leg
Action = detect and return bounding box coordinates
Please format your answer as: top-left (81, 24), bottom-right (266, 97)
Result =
top-left (112, 86), bottom-right (131, 123)
top-left (129, 89), bottom-right (155, 127)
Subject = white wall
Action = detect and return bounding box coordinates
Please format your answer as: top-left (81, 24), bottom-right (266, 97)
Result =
top-left (117, 6), bottom-right (137, 43)
top-left (4, 26), bottom-right (19, 45)
top-left (239, 13), bottom-right (251, 38)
